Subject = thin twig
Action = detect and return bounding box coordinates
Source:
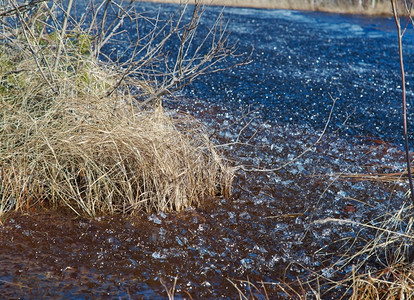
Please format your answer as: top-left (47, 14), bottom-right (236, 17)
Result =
top-left (237, 94), bottom-right (337, 172)
top-left (54, 0), bottom-right (74, 72)
top-left (314, 217), bottom-right (414, 240)
top-left (9, 0), bottom-right (57, 94)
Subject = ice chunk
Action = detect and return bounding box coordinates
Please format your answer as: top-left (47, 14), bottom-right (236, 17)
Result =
top-left (148, 215), bottom-right (162, 225)
top-left (240, 258), bottom-right (254, 269)
top-left (152, 252), bottom-right (166, 260)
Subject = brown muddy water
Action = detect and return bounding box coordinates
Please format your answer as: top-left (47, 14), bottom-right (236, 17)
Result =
top-left (0, 102), bottom-right (408, 298)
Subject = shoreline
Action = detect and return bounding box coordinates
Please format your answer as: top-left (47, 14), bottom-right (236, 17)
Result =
top-left (135, 0), bottom-right (394, 16)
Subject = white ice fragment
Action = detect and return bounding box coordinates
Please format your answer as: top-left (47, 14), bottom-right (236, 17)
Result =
top-left (322, 228), bottom-right (331, 238)
top-left (252, 197), bottom-right (264, 205)
top-left (176, 237), bottom-right (184, 246)
top-left (274, 223), bottom-right (288, 232)
top-left (240, 258), bottom-right (254, 268)
top-left (159, 227), bottom-right (166, 237)
top-left (290, 168), bottom-right (298, 175)
top-left (148, 215), bottom-right (162, 225)
top-left (269, 254), bottom-right (280, 267)
top-left (337, 190), bottom-right (347, 198)
top-left (224, 131), bottom-right (234, 139)
top-left (302, 255), bottom-right (311, 265)
top-left (253, 244), bottom-right (268, 253)
top-left (321, 267), bottom-right (335, 279)
top-left (239, 211), bottom-right (251, 220)
top-left (151, 251), bottom-right (166, 259)
top-left (272, 176), bottom-right (281, 184)
top-left (272, 145), bottom-right (283, 153)
top-left (198, 224), bottom-right (208, 231)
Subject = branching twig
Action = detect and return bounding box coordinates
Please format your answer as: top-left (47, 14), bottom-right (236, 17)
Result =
top-left (9, 0), bottom-right (57, 93)
top-left (0, 0), bottom-right (46, 17)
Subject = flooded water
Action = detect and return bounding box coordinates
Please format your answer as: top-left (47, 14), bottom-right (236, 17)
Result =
top-left (2, 2), bottom-right (414, 299)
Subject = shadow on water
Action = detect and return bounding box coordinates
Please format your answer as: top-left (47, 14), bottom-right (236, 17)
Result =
top-left (1, 2), bottom-right (413, 299)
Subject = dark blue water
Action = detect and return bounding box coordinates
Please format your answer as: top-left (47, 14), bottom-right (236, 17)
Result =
top-left (94, 2), bottom-right (414, 145)
top-left (189, 7), bottom-right (414, 145)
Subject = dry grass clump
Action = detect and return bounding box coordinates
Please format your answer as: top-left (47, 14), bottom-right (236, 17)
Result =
top-left (0, 0), bottom-right (235, 217)
top-left (347, 206), bottom-right (414, 299)
top-left (1, 96), bottom-right (233, 216)
top-left (313, 205), bottom-right (414, 299)
top-left (350, 263), bottom-right (414, 299)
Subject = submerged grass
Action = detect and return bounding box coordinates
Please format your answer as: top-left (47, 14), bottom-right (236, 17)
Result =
top-left (0, 0), bottom-right (234, 217)
top-left (310, 202), bottom-right (414, 299)
top-left (348, 208), bottom-right (414, 300)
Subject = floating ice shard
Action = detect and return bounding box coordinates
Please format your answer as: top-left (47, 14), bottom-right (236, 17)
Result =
top-left (240, 258), bottom-right (254, 269)
top-left (148, 215), bottom-right (162, 225)
top-left (151, 251), bottom-right (166, 260)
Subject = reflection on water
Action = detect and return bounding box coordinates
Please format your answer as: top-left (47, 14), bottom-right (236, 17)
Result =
top-left (1, 3), bottom-right (412, 299)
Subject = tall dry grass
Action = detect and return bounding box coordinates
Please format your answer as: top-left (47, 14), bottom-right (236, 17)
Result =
top-left (0, 0), bottom-right (237, 217)
top-left (137, 0), bottom-right (394, 15)
top-left (1, 96), bottom-right (233, 216)
top-left (315, 205), bottom-right (414, 299)
top-left (306, 156), bottom-right (414, 298)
